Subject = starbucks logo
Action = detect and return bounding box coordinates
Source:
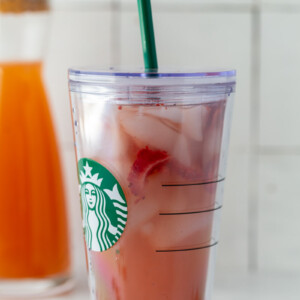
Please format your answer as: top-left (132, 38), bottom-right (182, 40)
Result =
top-left (78, 158), bottom-right (127, 252)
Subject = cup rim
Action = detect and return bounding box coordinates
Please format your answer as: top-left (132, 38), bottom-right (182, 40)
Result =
top-left (69, 66), bottom-right (236, 79)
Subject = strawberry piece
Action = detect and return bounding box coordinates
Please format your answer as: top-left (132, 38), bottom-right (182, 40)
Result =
top-left (128, 147), bottom-right (169, 200)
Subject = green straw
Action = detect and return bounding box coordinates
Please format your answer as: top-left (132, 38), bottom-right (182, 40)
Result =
top-left (137, 0), bottom-right (158, 71)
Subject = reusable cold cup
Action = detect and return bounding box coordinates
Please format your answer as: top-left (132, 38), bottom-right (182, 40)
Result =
top-left (69, 68), bottom-right (236, 300)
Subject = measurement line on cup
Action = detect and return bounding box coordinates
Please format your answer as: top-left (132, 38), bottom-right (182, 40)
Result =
top-left (159, 205), bottom-right (222, 216)
top-left (156, 241), bottom-right (218, 253)
top-left (161, 177), bottom-right (225, 187)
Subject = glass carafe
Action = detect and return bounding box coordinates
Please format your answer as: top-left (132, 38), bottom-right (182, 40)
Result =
top-left (0, 0), bottom-right (71, 296)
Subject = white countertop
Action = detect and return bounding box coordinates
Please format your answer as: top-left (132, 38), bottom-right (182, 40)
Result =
top-left (44, 271), bottom-right (300, 300)
top-left (214, 271), bottom-right (300, 300)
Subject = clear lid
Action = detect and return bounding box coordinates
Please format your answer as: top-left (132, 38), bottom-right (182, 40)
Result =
top-left (69, 67), bottom-right (236, 104)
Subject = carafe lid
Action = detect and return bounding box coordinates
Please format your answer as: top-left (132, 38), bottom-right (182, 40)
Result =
top-left (0, 0), bottom-right (49, 13)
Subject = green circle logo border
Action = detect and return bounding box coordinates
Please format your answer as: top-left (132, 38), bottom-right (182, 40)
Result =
top-left (78, 158), bottom-right (127, 252)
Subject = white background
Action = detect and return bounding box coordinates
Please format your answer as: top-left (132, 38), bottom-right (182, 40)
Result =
top-left (41, 0), bottom-right (300, 299)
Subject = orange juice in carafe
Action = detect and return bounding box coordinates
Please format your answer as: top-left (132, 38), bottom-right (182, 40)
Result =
top-left (0, 1), bottom-right (71, 296)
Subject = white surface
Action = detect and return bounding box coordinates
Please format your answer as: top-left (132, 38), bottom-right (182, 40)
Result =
top-left (258, 155), bottom-right (300, 272)
top-left (260, 12), bottom-right (300, 146)
top-left (45, 10), bottom-right (113, 148)
top-left (214, 271), bottom-right (300, 300)
top-left (262, 0), bottom-right (300, 5)
top-left (120, 0), bottom-right (253, 5)
top-left (50, 0), bottom-right (111, 11)
top-left (43, 271), bottom-right (300, 300)
top-left (217, 153), bottom-right (249, 270)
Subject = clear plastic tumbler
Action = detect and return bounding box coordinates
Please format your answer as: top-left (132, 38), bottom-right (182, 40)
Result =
top-left (69, 68), bottom-right (236, 300)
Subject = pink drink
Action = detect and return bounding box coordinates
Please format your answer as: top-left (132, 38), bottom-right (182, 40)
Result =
top-left (69, 69), bottom-right (235, 300)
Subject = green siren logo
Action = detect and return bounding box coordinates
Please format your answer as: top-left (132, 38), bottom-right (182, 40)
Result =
top-left (78, 158), bottom-right (128, 252)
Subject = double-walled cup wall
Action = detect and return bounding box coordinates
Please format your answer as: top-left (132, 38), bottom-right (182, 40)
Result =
top-left (69, 69), bottom-right (236, 300)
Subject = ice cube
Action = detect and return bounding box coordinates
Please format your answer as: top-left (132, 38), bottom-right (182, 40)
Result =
top-left (171, 135), bottom-right (191, 167)
top-left (181, 105), bottom-right (209, 142)
top-left (117, 106), bottom-right (181, 153)
top-left (152, 213), bottom-right (214, 250)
